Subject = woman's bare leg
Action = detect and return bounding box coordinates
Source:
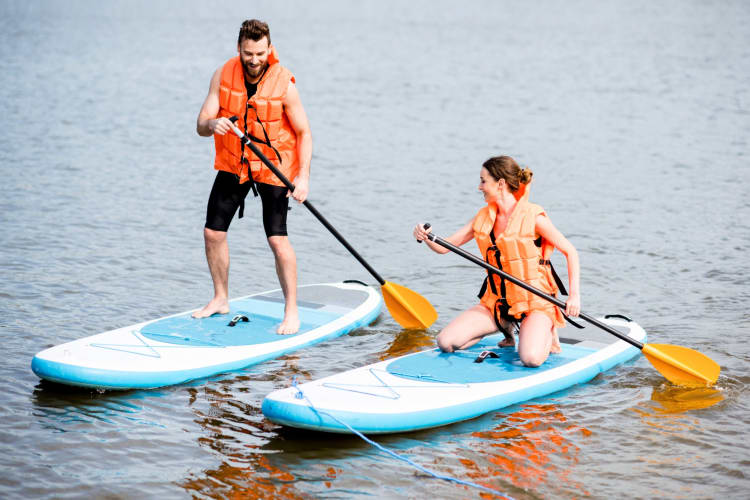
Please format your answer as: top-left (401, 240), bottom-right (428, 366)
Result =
top-left (517, 312), bottom-right (555, 367)
top-left (436, 305), bottom-right (499, 352)
top-left (550, 328), bottom-right (562, 354)
top-left (496, 316), bottom-right (517, 348)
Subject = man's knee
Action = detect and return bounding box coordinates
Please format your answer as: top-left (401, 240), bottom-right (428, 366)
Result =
top-left (204, 227), bottom-right (227, 245)
top-left (267, 236), bottom-right (294, 257)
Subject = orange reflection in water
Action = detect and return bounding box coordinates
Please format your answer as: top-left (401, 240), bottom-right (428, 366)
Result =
top-left (379, 328), bottom-right (436, 360)
top-left (179, 377), bottom-right (306, 500)
top-left (458, 404), bottom-right (592, 496)
top-left (648, 384), bottom-right (724, 414)
top-left (630, 383), bottom-right (724, 440)
top-left (181, 454), bottom-right (303, 500)
top-left (324, 466), bottom-right (342, 489)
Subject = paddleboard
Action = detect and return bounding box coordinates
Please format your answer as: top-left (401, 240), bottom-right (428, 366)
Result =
top-left (262, 315), bottom-right (645, 434)
top-left (31, 281), bottom-right (382, 390)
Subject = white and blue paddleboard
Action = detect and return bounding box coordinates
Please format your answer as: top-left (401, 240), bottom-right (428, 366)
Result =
top-left (262, 315), bottom-right (645, 434)
top-left (32, 281), bottom-right (381, 390)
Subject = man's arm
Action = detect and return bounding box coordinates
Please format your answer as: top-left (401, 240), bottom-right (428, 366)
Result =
top-left (196, 67), bottom-right (233, 137)
top-left (283, 81), bottom-right (312, 202)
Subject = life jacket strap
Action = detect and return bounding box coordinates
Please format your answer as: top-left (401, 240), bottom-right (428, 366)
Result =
top-left (539, 259), bottom-right (568, 296)
top-left (247, 102), bottom-right (284, 164)
top-left (493, 301), bottom-right (518, 341)
top-left (538, 259), bottom-right (584, 328)
top-left (234, 103), bottom-right (261, 220)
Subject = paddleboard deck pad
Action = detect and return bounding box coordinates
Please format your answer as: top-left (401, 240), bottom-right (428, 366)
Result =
top-left (32, 282), bottom-right (381, 390)
top-left (262, 315), bottom-right (645, 434)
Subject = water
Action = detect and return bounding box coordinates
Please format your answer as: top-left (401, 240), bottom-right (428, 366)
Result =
top-left (1, 0), bottom-right (749, 498)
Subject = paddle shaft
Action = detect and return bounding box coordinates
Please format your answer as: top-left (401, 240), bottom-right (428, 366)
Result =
top-left (425, 232), bottom-right (645, 349)
top-left (226, 120), bottom-right (386, 286)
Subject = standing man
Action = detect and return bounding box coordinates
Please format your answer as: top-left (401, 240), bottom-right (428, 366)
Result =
top-left (193, 19), bottom-right (312, 335)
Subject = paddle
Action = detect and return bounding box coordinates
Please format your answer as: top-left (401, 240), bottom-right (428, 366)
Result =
top-left (421, 226), bottom-right (720, 386)
top-left (224, 118), bottom-right (437, 329)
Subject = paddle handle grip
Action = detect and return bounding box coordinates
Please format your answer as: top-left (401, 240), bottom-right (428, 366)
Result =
top-left (425, 232), bottom-right (644, 349)
top-left (226, 118), bottom-right (386, 286)
top-left (417, 222), bottom-right (431, 243)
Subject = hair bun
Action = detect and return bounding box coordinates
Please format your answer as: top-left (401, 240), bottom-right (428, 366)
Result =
top-left (519, 167), bottom-right (533, 184)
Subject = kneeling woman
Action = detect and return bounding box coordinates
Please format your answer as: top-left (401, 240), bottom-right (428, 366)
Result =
top-left (413, 156), bottom-right (581, 367)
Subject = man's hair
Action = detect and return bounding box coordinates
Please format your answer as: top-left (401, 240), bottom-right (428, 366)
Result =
top-left (238, 19), bottom-right (271, 45)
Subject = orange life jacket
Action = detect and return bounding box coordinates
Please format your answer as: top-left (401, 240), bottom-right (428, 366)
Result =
top-left (214, 48), bottom-right (298, 187)
top-left (473, 191), bottom-right (565, 327)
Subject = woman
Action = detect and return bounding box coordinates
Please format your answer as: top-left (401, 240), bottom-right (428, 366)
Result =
top-left (413, 156), bottom-right (581, 367)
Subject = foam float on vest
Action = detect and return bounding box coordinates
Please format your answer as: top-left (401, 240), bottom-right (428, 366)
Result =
top-left (214, 47), bottom-right (299, 187)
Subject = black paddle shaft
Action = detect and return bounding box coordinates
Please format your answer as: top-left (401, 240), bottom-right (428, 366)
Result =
top-left (226, 118), bottom-right (385, 285)
top-left (425, 231), bottom-right (644, 349)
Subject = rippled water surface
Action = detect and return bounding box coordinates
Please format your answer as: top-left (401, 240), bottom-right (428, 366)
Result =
top-left (2, 1), bottom-right (749, 498)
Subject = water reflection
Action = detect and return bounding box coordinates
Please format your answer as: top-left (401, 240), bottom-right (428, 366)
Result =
top-left (180, 455), bottom-right (304, 500)
top-left (179, 379), bottom-right (300, 498)
top-left (177, 355), bottom-right (311, 498)
top-left (629, 381), bottom-right (725, 426)
top-left (31, 380), bottom-right (167, 429)
top-left (649, 383), bottom-right (725, 413)
top-left (379, 327), bottom-right (436, 360)
top-left (626, 382), bottom-right (727, 446)
top-left (463, 404), bottom-right (590, 494)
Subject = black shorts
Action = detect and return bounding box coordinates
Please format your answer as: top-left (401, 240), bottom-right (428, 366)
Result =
top-left (205, 170), bottom-right (289, 237)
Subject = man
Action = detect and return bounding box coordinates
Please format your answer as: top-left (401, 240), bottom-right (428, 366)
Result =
top-left (193, 19), bottom-right (312, 335)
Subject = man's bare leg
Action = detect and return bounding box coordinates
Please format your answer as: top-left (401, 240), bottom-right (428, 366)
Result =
top-left (267, 235), bottom-right (299, 334)
top-left (192, 228), bottom-right (231, 318)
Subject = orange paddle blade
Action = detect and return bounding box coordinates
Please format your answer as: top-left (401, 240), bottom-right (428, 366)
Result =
top-left (381, 281), bottom-right (437, 329)
top-left (642, 343), bottom-right (720, 387)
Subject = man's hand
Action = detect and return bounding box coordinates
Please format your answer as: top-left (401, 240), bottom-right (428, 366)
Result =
top-left (289, 177), bottom-right (309, 203)
top-left (209, 117), bottom-right (233, 136)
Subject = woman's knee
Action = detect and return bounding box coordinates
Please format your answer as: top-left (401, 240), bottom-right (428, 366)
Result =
top-left (436, 332), bottom-right (456, 353)
top-left (519, 351), bottom-right (548, 367)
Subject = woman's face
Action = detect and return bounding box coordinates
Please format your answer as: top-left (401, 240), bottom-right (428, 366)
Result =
top-left (478, 167), bottom-right (503, 202)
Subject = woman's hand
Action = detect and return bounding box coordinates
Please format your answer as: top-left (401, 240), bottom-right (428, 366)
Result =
top-left (413, 223), bottom-right (432, 242)
top-left (565, 293), bottom-right (581, 317)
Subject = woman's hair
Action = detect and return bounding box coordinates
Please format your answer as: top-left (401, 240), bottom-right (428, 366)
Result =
top-left (482, 156), bottom-right (533, 193)
top-left (238, 19), bottom-right (271, 45)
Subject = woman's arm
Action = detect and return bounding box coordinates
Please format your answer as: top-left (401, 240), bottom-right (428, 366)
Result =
top-left (535, 214), bottom-right (580, 316)
top-left (413, 220), bottom-right (475, 255)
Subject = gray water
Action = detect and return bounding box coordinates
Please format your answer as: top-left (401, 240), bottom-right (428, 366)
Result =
top-left (1, 1), bottom-right (749, 498)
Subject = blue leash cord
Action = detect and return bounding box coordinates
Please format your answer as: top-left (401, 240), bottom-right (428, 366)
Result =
top-left (290, 377), bottom-right (516, 499)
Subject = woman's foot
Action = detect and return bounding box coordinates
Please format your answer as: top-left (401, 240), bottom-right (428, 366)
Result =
top-left (550, 329), bottom-right (562, 354)
top-left (497, 336), bottom-right (515, 348)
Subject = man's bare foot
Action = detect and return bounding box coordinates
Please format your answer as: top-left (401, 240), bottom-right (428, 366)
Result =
top-left (497, 336), bottom-right (515, 348)
top-left (192, 297), bottom-right (230, 318)
top-left (277, 311), bottom-right (300, 335)
top-left (550, 329), bottom-right (562, 354)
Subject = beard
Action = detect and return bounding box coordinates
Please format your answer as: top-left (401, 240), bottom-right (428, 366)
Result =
top-left (243, 60), bottom-right (267, 80)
